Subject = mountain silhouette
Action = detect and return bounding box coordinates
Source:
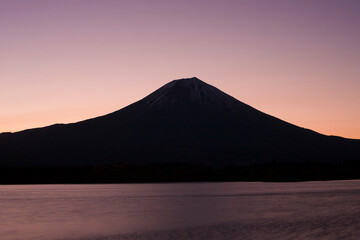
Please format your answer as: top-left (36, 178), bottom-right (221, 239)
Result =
top-left (1, 77), bottom-right (360, 168)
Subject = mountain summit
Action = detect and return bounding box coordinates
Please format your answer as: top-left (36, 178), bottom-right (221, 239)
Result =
top-left (0, 77), bottom-right (360, 168)
top-left (142, 77), bottom-right (240, 109)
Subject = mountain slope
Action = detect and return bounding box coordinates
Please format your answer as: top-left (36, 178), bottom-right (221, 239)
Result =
top-left (1, 77), bottom-right (359, 167)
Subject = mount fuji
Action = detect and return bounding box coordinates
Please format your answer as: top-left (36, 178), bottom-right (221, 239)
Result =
top-left (1, 77), bottom-right (360, 171)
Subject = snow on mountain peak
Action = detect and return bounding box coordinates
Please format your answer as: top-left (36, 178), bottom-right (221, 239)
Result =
top-left (141, 77), bottom-right (242, 109)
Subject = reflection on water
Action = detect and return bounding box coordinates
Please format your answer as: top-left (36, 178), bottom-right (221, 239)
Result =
top-left (1, 181), bottom-right (360, 240)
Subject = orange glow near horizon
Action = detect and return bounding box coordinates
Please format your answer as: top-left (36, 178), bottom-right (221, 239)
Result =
top-left (1, 0), bottom-right (360, 139)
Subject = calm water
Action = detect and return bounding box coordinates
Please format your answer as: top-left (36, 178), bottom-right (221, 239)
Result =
top-left (1, 181), bottom-right (360, 240)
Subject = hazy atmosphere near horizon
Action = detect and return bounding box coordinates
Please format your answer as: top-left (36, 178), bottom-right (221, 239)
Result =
top-left (1, 0), bottom-right (360, 139)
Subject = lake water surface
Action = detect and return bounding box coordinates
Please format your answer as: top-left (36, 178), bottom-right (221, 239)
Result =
top-left (1, 181), bottom-right (360, 240)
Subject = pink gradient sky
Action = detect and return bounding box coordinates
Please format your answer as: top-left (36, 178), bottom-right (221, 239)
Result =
top-left (1, 0), bottom-right (360, 138)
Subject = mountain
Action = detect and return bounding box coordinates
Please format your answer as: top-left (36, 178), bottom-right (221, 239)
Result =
top-left (1, 77), bottom-right (360, 169)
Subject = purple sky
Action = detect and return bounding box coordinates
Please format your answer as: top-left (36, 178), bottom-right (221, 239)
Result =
top-left (1, 0), bottom-right (360, 138)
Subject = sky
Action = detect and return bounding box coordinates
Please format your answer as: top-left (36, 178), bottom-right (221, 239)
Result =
top-left (1, 0), bottom-right (360, 139)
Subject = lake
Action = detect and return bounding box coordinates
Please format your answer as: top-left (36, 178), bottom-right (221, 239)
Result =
top-left (1, 181), bottom-right (360, 240)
